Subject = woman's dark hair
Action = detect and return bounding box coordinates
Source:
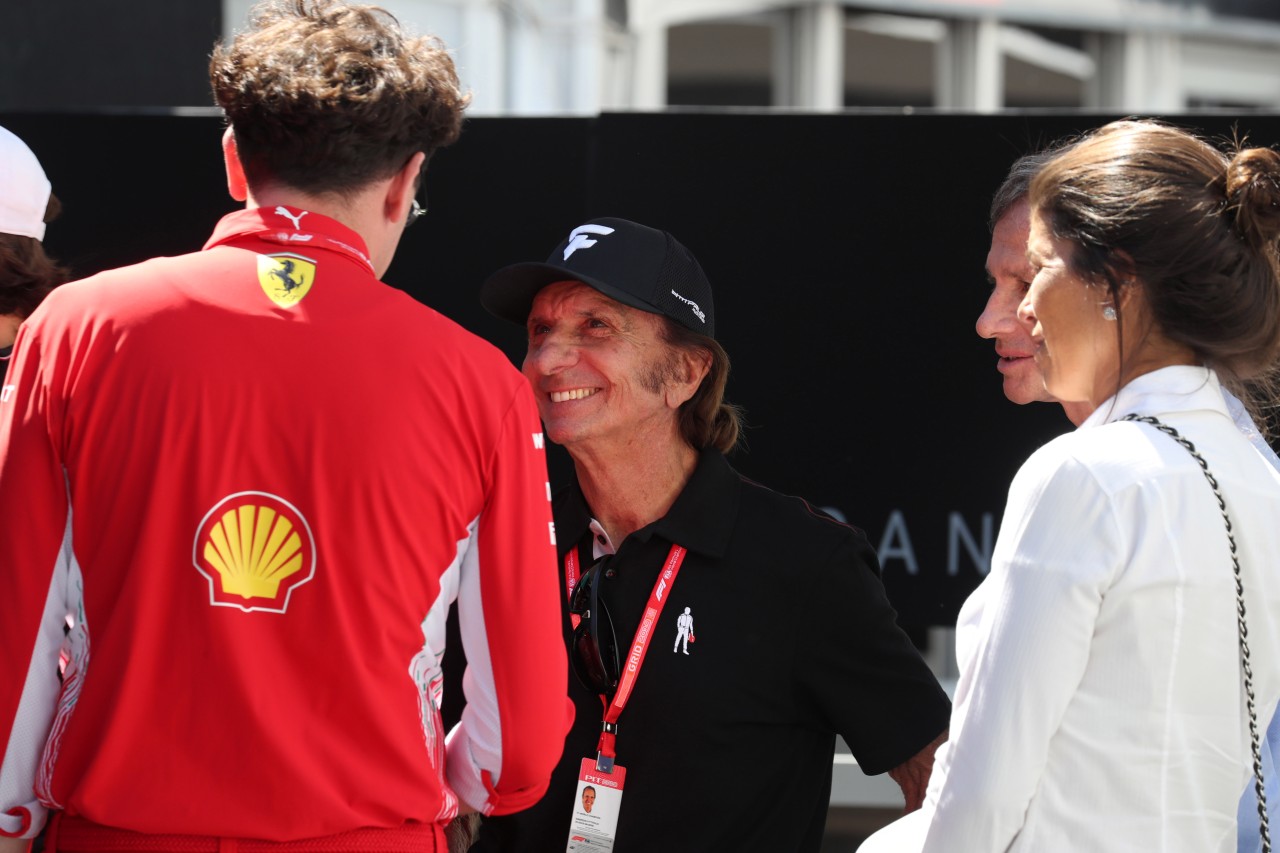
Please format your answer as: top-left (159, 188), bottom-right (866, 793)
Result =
top-left (0, 192), bottom-right (69, 317)
top-left (1030, 119), bottom-right (1280, 430)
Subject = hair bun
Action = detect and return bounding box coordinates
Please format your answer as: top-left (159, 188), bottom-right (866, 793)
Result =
top-left (1226, 146), bottom-right (1280, 247)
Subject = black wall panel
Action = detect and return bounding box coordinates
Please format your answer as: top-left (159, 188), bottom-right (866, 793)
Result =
top-left (0, 2), bottom-right (221, 110)
top-left (3, 110), bottom-right (1276, 628)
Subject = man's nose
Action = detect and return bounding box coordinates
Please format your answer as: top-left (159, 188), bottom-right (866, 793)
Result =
top-left (526, 334), bottom-right (579, 374)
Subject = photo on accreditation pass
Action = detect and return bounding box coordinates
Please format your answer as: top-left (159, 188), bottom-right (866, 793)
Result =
top-left (566, 776), bottom-right (623, 851)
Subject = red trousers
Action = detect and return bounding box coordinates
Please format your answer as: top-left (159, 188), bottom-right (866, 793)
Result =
top-left (43, 814), bottom-right (445, 853)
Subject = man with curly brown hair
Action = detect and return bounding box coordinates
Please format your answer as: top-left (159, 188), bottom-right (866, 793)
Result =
top-left (0, 3), bottom-right (569, 851)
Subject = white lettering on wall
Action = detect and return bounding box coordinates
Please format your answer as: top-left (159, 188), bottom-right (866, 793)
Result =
top-left (872, 510), bottom-right (997, 577)
top-left (948, 511), bottom-right (994, 576)
top-left (818, 506), bottom-right (847, 523)
top-left (877, 510), bottom-right (918, 575)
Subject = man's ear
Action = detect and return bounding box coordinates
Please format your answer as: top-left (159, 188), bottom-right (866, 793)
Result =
top-left (664, 346), bottom-right (712, 410)
top-left (222, 127), bottom-right (248, 203)
top-left (386, 151), bottom-right (427, 224)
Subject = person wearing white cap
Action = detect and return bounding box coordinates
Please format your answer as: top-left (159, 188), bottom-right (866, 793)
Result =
top-left (0, 125), bottom-right (67, 357)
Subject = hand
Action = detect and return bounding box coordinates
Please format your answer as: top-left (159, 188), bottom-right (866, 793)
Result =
top-left (886, 728), bottom-right (948, 813)
top-left (0, 837), bottom-right (30, 853)
top-left (444, 812), bottom-right (480, 853)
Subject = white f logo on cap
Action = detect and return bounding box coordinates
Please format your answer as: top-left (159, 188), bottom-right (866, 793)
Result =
top-left (563, 224), bottom-right (615, 261)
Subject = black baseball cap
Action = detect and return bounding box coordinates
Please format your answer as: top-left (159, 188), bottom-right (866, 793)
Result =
top-left (481, 217), bottom-right (716, 338)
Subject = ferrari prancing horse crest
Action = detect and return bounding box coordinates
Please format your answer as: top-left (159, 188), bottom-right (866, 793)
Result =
top-left (257, 252), bottom-right (316, 307)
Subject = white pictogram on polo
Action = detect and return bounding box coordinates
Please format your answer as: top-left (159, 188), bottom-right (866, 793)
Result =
top-left (563, 224), bottom-right (615, 260)
top-left (674, 607), bottom-right (693, 654)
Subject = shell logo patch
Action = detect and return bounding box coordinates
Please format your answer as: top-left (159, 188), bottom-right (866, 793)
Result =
top-left (193, 492), bottom-right (316, 613)
top-left (257, 253), bottom-right (316, 307)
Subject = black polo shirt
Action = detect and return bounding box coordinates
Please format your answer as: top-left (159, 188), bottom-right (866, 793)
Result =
top-left (473, 449), bottom-right (950, 852)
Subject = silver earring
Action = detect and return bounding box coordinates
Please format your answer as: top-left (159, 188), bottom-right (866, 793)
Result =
top-left (1102, 305), bottom-right (1117, 321)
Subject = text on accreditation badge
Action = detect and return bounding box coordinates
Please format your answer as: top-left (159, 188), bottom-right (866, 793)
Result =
top-left (566, 757), bottom-right (626, 851)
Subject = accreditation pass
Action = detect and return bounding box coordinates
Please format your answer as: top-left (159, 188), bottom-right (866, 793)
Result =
top-left (565, 758), bottom-right (626, 851)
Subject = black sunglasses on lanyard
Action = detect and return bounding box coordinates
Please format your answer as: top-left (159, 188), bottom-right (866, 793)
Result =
top-left (569, 557), bottom-right (620, 697)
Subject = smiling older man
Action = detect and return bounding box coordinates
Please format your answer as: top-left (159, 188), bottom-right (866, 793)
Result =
top-left (471, 216), bottom-right (951, 852)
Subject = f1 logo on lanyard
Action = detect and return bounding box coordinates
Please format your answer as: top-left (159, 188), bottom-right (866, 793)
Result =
top-left (563, 543), bottom-right (688, 851)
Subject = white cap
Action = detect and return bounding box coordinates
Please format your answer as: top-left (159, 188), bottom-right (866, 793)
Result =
top-left (0, 125), bottom-right (52, 241)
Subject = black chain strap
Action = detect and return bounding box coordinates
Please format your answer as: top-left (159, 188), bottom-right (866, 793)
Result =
top-left (1123, 413), bottom-right (1270, 852)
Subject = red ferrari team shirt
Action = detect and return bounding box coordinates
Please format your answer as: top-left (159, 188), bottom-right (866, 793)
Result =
top-left (0, 206), bottom-right (569, 841)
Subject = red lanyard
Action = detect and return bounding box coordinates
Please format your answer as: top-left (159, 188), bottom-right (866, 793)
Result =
top-left (565, 548), bottom-right (583, 629)
top-left (564, 543), bottom-right (687, 770)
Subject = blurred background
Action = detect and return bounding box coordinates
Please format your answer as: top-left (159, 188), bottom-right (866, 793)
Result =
top-left (6, 0), bottom-right (1280, 115)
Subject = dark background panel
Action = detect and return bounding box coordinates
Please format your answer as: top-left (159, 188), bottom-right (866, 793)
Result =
top-left (0, 1), bottom-right (222, 110)
top-left (587, 112), bottom-right (1100, 624)
top-left (381, 115), bottom-right (594, 351)
top-left (2, 114), bottom-right (232, 275)
top-left (4, 110), bottom-right (1278, 628)
top-left (1213, 0), bottom-right (1280, 22)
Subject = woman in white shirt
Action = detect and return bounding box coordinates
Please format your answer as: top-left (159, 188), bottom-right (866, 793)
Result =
top-left (862, 120), bottom-right (1280, 852)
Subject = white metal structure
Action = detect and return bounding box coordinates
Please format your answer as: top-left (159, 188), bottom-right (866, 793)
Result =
top-left (220, 0), bottom-right (1280, 114)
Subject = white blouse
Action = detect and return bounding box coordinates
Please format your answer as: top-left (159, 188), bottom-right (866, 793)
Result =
top-left (866, 366), bottom-right (1280, 853)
